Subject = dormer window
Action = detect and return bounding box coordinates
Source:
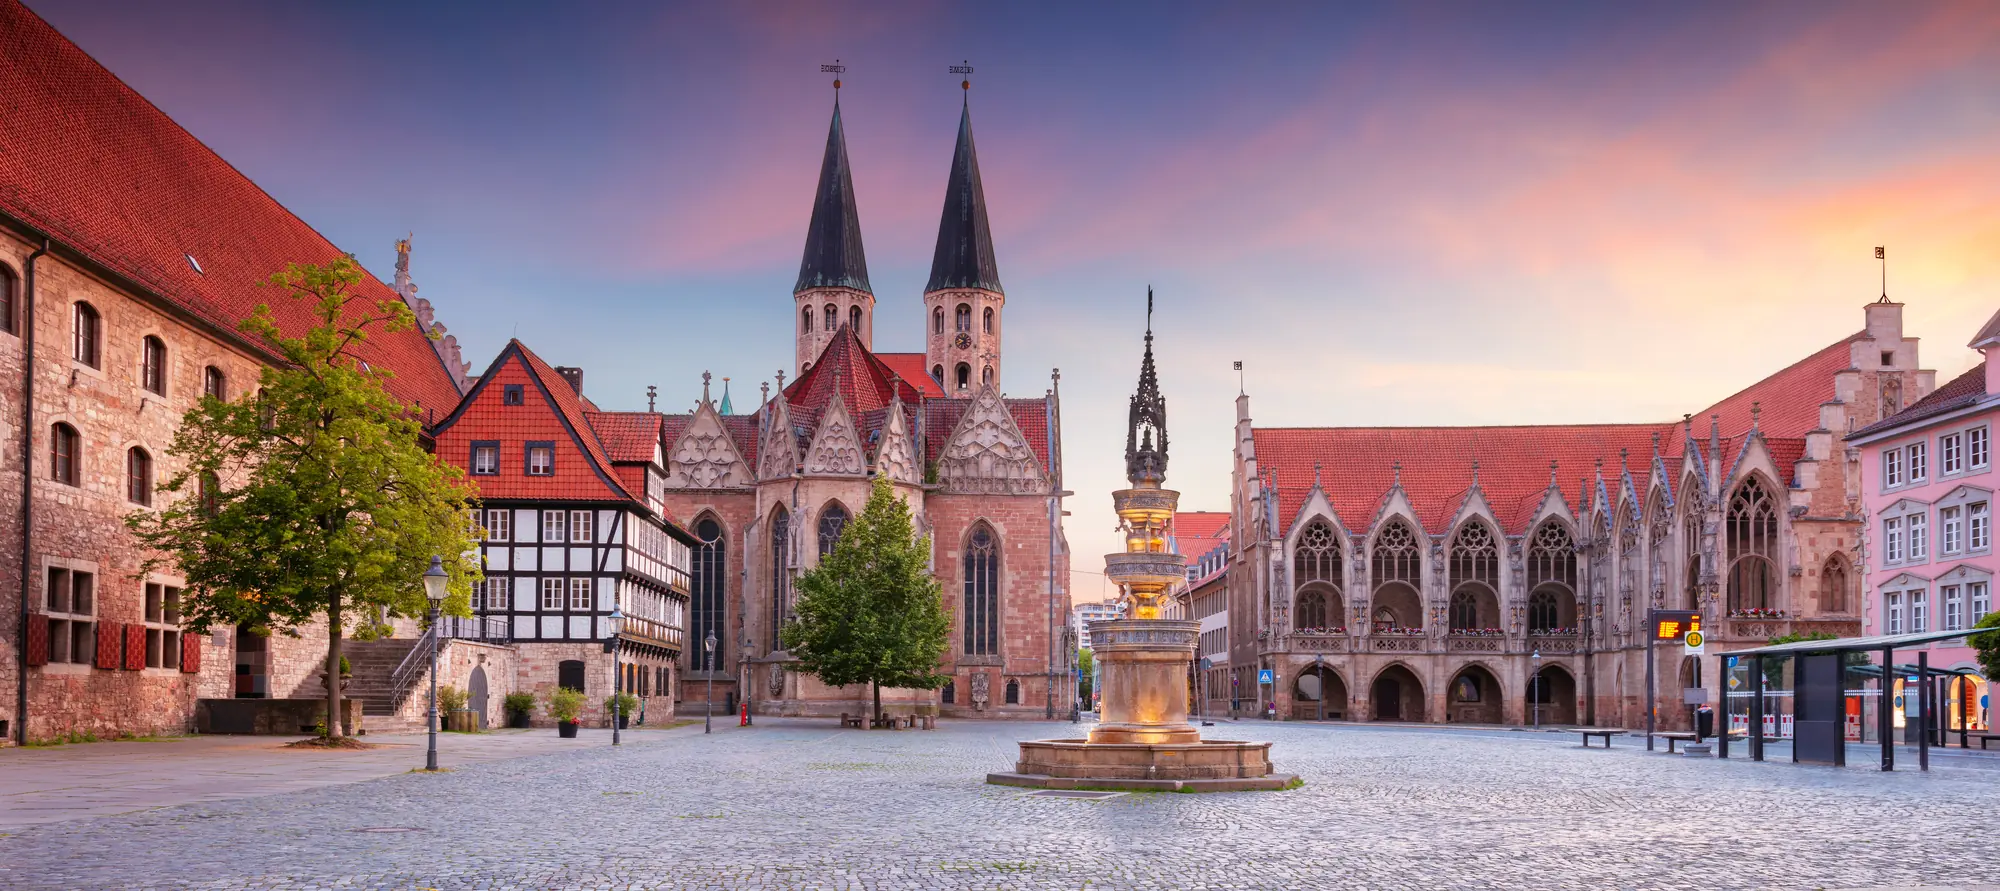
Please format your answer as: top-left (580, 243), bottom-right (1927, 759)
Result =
top-left (525, 441), bottom-right (554, 476)
top-left (503, 384), bottom-right (524, 406)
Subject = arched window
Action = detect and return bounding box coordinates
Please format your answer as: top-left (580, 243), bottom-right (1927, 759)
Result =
top-left (1293, 520), bottom-right (1343, 629)
top-left (770, 507), bottom-right (791, 649)
top-left (1526, 522), bottom-right (1576, 591)
top-left (1371, 519), bottom-right (1421, 588)
top-left (0, 263), bottom-right (17, 335)
top-left (204, 366), bottom-right (226, 401)
top-left (849, 305), bottom-right (862, 332)
top-left (955, 303), bottom-right (971, 332)
top-left (1449, 590), bottom-right (1478, 631)
top-left (1683, 506), bottom-right (1703, 610)
top-left (802, 307), bottom-right (813, 333)
top-left (1647, 496), bottom-right (1671, 604)
top-left (50, 422), bottom-right (79, 486)
top-left (1726, 478), bottom-right (1779, 613)
top-left (1004, 678), bottom-right (1020, 705)
top-left (931, 365), bottom-right (944, 384)
top-left (823, 304), bottom-right (836, 331)
top-left (1616, 506), bottom-right (1639, 613)
top-left (126, 447), bottom-right (152, 505)
top-left (1449, 521), bottom-right (1497, 631)
top-left (981, 366), bottom-right (993, 385)
top-left (1528, 590), bottom-right (1559, 632)
top-left (964, 524), bottom-right (999, 656)
top-left (817, 503), bottom-right (848, 557)
top-left (1295, 588), bottom-right (1327, 630)
top-left (73, 302), bottom-right (100, 367)
top-left (1821, 553), bottom-right (1850, 614)
top-left (983, 307), bottom-right (994, 334)
top-left (141, 336), bottom-right (167, 396)
top-left (692, 516), bottom-right (726, 670)
top-left (933, 307), bottom-right (944, 334)
top-left (955, 363), bottom-right (971, 390)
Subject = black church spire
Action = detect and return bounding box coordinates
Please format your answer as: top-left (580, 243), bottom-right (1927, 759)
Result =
top-left (925, 97), bottom-right (1002, 294)
top-left (795, 100), bottom-right (872, 294)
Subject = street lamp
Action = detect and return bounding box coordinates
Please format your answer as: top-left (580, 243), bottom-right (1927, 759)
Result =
top-left (704, 631), bottom-right (717, 734)
top-left (1315, 653), bottom-right (1326, 722)
top-left (606, 604), bottom-right (623, 747)
top-left (1532, 647), bottom-right (1543, 730)
top-left (421, 555), bottom-right (448, 772)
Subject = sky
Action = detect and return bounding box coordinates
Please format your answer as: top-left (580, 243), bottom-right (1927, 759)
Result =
top-left (33, 1), bottom-right (2000, 604)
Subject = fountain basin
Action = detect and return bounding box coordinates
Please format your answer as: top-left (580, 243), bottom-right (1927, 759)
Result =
top-left (989, 738), bottom-right (1297, 792)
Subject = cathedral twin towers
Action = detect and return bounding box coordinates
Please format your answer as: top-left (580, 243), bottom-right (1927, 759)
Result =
top-left (792, 89), bottom-right (1006, 395)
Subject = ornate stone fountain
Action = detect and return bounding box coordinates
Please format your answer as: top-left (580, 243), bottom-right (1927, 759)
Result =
top-left (989, 295), bottom-right (1295, 792)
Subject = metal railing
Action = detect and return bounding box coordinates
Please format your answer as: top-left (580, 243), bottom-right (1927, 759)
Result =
top-left (386, 627), bottom-right (435, 709)
top-left (438, 614), bottom-right (511, 642)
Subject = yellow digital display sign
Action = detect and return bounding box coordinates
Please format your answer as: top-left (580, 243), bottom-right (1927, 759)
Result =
top-left (1651, 610), bottom-right (1700, 641)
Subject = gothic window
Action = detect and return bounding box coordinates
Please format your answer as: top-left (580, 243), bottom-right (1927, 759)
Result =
top-left (1004, 678), bottom-right (1020, 704)
top-left (1371, 519), bottom-right (1421, 587)
top-left (1725, 478), bottom-right (1779, 613)
top-left (1528, 590), bottom-right (1559, 632)
top-left (126, 447), bottom-right (152, 505)
top-left (964, 524), bottom-right (1000, 656)
top-left (1449, 590), bottom-right (1478, 631)
top-left (823, 303), bottom-right (836, 332)
top-left (849, 305), bottom-right (862, 332)
top-left (1683, 507), bottom-right (1703, 610)
top-left (73, 302), bottom-right (100, 367)
top-left (956, 363), bottom-right (971, 390)
top-left (941, 681), bottom-right (955, 704)
top-left (1449, 520), bottom-right (1497, 631)
top-left (931, 364), bottom-right (944, 384)
top-left (770, 507), bottom-right (791, 649)
top-left (1616, 506), bottom-right (1638, 604)
top-left (933, 307), bottom-right (944, 334)
top-left (983, 307), bottom-right (994, 334)
top-left (1821, 553), bottom-right (1850, 614)
top-left (1647, 496), bottom-right (1671, 602)
top-left (817, 503), bottom-right (849, 557)
top-left (142, 336), bottom-right (167, 395)
top-left (1295, 588), bottom-right (1327, 630)
top-left (692, 516), bottom-right (726, 670)
top-left (50, 422), bottom-right (79, 486)
top-left (1526, 522), bottom-right (1576, 591)
top-left (802, 307), bottom-right (813, 333)
top-left (1293, 520), bottom-right (1343, 629)
top-left (204, 366), bottom-right (226, 401)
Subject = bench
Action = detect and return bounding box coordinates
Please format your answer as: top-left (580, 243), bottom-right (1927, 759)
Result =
top-left (1975, 733), bottom-right (2000, 750)
top-left (1659, 732), bottom-right (1700, 753)
top-left (839, 713), bottom-right (863, 729)
top-left (1579, 730), bottom-right (1617, 748)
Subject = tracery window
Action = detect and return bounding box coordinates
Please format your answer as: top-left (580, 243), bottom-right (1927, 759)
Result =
top-left (1647, 496), bottom-right (1671, 603)
top-left (1295, 588), bottom-right (1328, 630)
top-left (1449, 590), bottom-right (1478, 631)
top-left (1448, 521), bottom-right (1497, 631)
top-left (1616, 506), bottom-right (1639, 607)
top-left (1371, 519), bottom-right (1421, 587)
top-left (817, 503), bottom-right (849, 557)
top-left (1725, 478), bottom-right (1778, 613)
top-left (1525, 522), bottom-right (1575, 591)
top-left (1683, 506), bottom-right (1703, 610)
top-left (955, 303), bottom-right (971, 332)
top-left (964, 524), bottom-right (999, 656)
top-left (1528, 590), bottom-right (1559, 633)
top-left (770, 507), bottom-right (791, 649)
top-left (1820, 553), bottom-right (1850, 614)
top-left (1293, 520), bottom-right (1343, 632)
top-left (692, 516), bottom-right (726, 670)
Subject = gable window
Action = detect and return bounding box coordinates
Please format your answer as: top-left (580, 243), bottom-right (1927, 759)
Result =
top-left (50, 423), bottom-right (79, 486)
top-left (0, 263), bottom-right (15, 335)
top-left (1973, 502), bottom-right (1991, 552)
top-left (541, 578), bottom-right (564, 611)
top-left (1973, 427), bottom-right (1991, 470)
top-left (1885, 591), bottom-right (1904, 634)
top-left (955, 303), bottom-right (971, 332)
top-left (543, 510), bottom-right (568, 543)
top-left (1943, 433), bottom-right (1965, 476)
top-left (503, 384), bottom-right (524, 406)
top-left (568, 577), bottom-right (592, 611)
top-left (1944, 584), bottom-right (1965, 632)
top-left (141, 336), bottom-right (167, 396)
top-left (484, 509), bottom-right (511, 542)
top-left (1943, 506), bottom-right (1964, 554)
top-left (73, 302), bottom-right (101, 367)
top-left (42, 568), bottom-right (96, 666)
top-left (1908, 442), bottom-right (1928, 484)
top-left (1884, 448), bottom-right (1903, 489)
top-left (1908, 512), bottom-right (1928, 561)
top-left (142, 582), bottom-right (182, 669)
top-left (1883, 517), bottom-right (1903, 564)
top-left (470, 442), bottom-right (499, 476)
top-left (964, 524), bottom-right (1000, 656)
top-left (526, 442), bottom-right (554, 476)
top-left (570, 510), bottom-right (594, 543)
top-left (126, 447), bottom-right (152, 505)
top-left (203, 366), bottom-right (226, 401)
top-left (1725, 479), bottom-right (1779, 612)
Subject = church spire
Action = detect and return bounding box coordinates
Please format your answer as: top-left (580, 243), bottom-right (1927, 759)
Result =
top-left (1125, 288), bottom-right (1167, 486)
top-left (795, 98), bottom-right (871, 294)
top-left (925, 93), bottom-right (1002, 294)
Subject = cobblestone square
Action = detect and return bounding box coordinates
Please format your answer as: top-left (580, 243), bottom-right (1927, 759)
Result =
top-left (4, 719), bottom-right (1998, 890)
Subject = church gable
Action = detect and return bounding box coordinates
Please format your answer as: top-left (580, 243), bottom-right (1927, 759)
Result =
top-left (758, 397), bottom-right (800, 481)
top-left (937, 384), bottom-right (1046, 494)
top-left (667, 402), bottom-right (749, 489)
top-left (875, 401), bottom-right (921, 484)
top-left (804, 396), bottom-right (866, 476)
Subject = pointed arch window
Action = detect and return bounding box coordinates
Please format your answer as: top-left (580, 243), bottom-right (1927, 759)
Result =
top-left (50, 422), bottom-right (79, 486)
top-left (1821, 553), bottom-right (1850, 614)
top-left (1293, 520), bottom-right (1343, 632)
top-left (73, 302), bottom-right (100, 367)
top-left (692, 516), bottom-right (726, 670)
top-left (849, 305), bottom-right (862, 332)
top-left (1528, 590), bottom-right (1560, 632)
top-left (1449, 590), bottom-right (1479, 631)
top-left (955, 303), bottom-right (971, 332)
top-left (1371, 519), bottom-right (1421, 588)
top-left (1295, 588), bottom-right (1328, 630)
top-left (802, 307), bottom-right (813, 333)
top-left (964, 524), bottom-right (1000, 656)
top-left (1449, 521), bottom-right (1497, 591)
top-left (126, 447), bottom-right (152, 505)
top-left (1526, 522), bottom-right (1576, 591)
top-left (817, 503), bottom-right (848, 557)
top-left (770, 507), bottom-right (791, 649)
top-left (983, 307), bottom-right (994, 334)
top-left (1726, 478), bottom-right (1779, 613)
top-left (1616, 507), bottom-right (1639, 608)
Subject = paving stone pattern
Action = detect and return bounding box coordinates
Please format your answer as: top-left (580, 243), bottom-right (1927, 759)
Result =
top-left (3, 719), bottom-right (1997, 890)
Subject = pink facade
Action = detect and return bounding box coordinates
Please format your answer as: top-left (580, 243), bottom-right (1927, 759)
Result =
top-left (1851, 312), bottom-right (2000, 735)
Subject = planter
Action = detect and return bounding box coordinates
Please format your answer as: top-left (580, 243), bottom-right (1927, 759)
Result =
top-left (557, 721), bottom-right (580, 739)
top-left (615, 713), bottom-right (630, 730)
top-left (507, 712), bottom-right (531, 729)
top-left (445, 709), bottom-right (478, 732)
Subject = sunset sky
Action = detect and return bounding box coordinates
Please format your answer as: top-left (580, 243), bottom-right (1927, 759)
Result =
top-left (37, 1), bottom-right (2000, 602)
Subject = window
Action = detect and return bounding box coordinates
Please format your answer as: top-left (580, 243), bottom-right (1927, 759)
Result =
top-left (1004, 679), bottom-right (1019, 705)
top-left (1884, 449), bottom-right (1903, 488)
top-left (126, 447), bottom-right (152, 505)
top-left (1973, 427), bottom-right (1992, 469)
top-left (503, 384), bottom-right (524, 406)
top-left (692, 517), bottom-right (726, 670)
top-left (1909, 512), bottom-right (1928, 561)
top-left (1908, 442), bottom-right (1928, 483)
top-left (471, 580), bottom-right (493, 611)
top-left (1973, 502), bottom-right (1991, 551)
top-left (932, 307), bottom-right (943, 334)
top-left (802, 307), bottom-right (814, 333)
top-left (955, 363), bottom-right (970, 390)
top-left (570, 510), bottom-right (594, 544)
top-left (543, 510), bottom-right (568, 543)
top-left (823, 304), bottom-right (836, 331)
top-left (43, 568), bottom-right (96, 665)
top-left (770, 507), bottom-right (791, 647)
top-left (1529, 590), bottom-right (1560, 633)
top-left (471, 442), bottom-right (499, 475)
top-left (1886, 591), bottom-right (1904, 634)
top-left (569, 577), bottom-right (593, 611)
top-left (1944, 433), bottom-right (1964, 475)
top-left (1944, 584), bottom-right (1964, 632)
top-left (1974, 581), bottom-right (1992, 621)
top-left (1882, 350), bottom-right (1895, 367)
top-left (817, 503), bottom-right (848, 556)
top-left (955, 303), bottom-right (971, 332)
top-left (1911, 588), bottom-right (1928, 632)
top-left (1820, 554), bottom-right (1849, 613)
top-left (964, 524), bottom-right (999, 656)
top-left (931, 364), bottom-right (944, 384)
top-left (141, 336), bottom-right (167, 396)
top-left (983, 307), bottom-right (993, 334)
top-left (1943, 506), bottom-right (1963, 554)
top-left (142, 582), bottom-right (182, 669)
top-left (1883, 517), bottom-right (1903, 564)
top-left (1449, 590), bottom-right (1478, 631)
top-left (484, 509), bottom-right (511, 542)
top-left (1726, 479), bottom-right (1779, 612)
top-left (204, 365), bottom-right (228, 400)
top-left (73, 302), bottom-right (100, 367)
top-left (849, 305), bottom-right (862, 331)
top-left (1296, 588), bottom-right (1329, 630)
top-left (50, 423), bottom-right (79, 486)
top-left (541, 578), bottom-right (564, 611)
top-left (0, 263), bottom-right (15, 335)
top-left (526, 442), bottom-right (554, 476)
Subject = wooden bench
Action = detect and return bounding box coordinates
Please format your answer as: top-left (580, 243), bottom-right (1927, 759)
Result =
top-left (1659, 731), bottom-right (1700, 753)
top-left (1974, 733), bottom-right (2000, 750)
top-left (839, 713), bottom-right (863, 729)
top-left (1579, 730), bottom-right (1617, 748)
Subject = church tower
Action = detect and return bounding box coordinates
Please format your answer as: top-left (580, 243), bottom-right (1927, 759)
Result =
top-left (923, 89), bottom-right (1004, 395)
top-left (795, 96), bottom-right (874, 376)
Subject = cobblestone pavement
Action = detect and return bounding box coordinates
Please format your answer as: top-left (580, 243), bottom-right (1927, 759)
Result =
top-left (3, 718), bottom-right (1998, 890)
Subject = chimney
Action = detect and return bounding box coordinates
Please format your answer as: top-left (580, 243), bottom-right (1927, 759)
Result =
top-left (553, 366), bottom-right (583, 395)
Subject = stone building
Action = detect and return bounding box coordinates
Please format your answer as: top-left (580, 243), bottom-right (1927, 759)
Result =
top-left (651, 93), bottom-right (1071, 719)
top-left (0, 0), bottom-right (471, 743)
top-left (1219, 300), bottom-right (1931, 728)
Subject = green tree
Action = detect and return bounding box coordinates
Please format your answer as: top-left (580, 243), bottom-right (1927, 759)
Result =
top-left (781, 476), bottom-right (950, 721)
top-left (1968, 611), bottom-right (2000, 683)
top-left (128, 257), bottom-right (480, 738)
top-left (1077, 647), bottom-right (1094, 702)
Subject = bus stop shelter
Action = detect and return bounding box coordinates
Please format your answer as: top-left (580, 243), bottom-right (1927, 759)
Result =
top-left (1719, 628), bottom-right (1986, 772)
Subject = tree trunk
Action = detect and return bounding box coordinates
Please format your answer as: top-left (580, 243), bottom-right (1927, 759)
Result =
top-left (873, 681), bottom-right (882, 728)
top-left (326, 593), bottom-right (343, 739)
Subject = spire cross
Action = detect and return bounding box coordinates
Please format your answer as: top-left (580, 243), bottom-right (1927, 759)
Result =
top-left (646, 385), bottom-right (657, 413)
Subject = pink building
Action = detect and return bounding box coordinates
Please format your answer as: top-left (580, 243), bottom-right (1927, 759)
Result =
top-left (1849, 308), bottom-right (2000, 738)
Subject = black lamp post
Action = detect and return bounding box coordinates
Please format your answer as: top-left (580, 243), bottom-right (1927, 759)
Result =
top-left (421, 556), bottom-right (448, 772)
top-left (1532, 648), bottom-right (1543, 730)
top-left (607, 605), bottom-right (623, 747)
top-left (704, 631), bottom-right (716, 734)
top-left (1315, 652), bottom-right (1326, 722)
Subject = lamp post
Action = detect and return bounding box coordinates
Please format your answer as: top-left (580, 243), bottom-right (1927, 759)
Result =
top-left (1315, 653), bottom-right (1326, 722)
top-left (704, 631), bottom-right (717, 734)
top-left (421, 556), bottom-right (448, 772)
top-left (607, 605), bottom-right (623, 747)
top-left (1532, 647), bottom-right (1543, 730)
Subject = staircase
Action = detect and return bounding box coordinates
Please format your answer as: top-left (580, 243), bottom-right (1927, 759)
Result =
top-left (344, 638), bottom-right (424, 730)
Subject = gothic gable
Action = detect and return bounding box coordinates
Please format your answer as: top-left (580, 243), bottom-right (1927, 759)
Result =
top-left (758, 397), bottom-right (800, 481)
top-left (804, 396), bottom-right (866, 476)
top-left (875, 401), bottom-right (921, 484)
top-left (937, 384), bottom-right (1047, 494)
top-left (667, 402), bottom-right (748, 489)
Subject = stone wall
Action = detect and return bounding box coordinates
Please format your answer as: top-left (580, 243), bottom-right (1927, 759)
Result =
top-left (512, 641), bottom-right (674, 727)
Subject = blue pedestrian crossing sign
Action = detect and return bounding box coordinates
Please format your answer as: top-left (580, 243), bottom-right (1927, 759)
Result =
top-left (1259, 669), bottom-right (1275, 685)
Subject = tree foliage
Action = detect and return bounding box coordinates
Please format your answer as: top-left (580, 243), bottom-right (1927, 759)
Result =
top-left (1969, 611), bottom-right (2000, 683)
top-left (781, 477), bottom-right (950, 719)
top-left (127, 257), bottom-right (479, 736)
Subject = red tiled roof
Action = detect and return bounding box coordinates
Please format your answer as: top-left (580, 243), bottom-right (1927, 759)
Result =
top-left (586, 411), bottom-right (661, 464)
top-left (786, 326), bottom-right (926, 416)
top-left (0, 1), bottom-right (462, 412)
top-left (875, 352), bottom-right (948, 398)
top-left (1851, 364), bottom-right (1988, 439)
top-left (1694, 333), bottom-right (1860, 439)
top-left (433, 340), bottom-right (637, 505)
top-left (1172, 511), bottom-right (1229, 555)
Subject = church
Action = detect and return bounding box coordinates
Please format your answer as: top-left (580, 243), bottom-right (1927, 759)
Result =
top-left (646, 91), bottom-right (1073, 718)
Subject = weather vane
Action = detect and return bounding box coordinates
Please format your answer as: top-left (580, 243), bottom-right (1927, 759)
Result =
top-left (821, 59), bottom-right (845, 91)
top-left (951, 60), bottom-right (973, 90)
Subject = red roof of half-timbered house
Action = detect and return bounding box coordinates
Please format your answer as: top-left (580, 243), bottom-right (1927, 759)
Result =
top-left (433, 340), bottom-right (642, 506)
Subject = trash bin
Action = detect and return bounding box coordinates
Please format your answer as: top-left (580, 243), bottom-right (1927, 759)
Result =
top-left (1695, 706), bottom-right (1715, 741)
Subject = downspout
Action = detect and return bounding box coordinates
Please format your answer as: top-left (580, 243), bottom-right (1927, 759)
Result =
top-left (16, 237), bottom-right (50, 746)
